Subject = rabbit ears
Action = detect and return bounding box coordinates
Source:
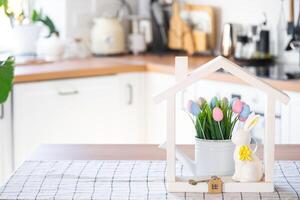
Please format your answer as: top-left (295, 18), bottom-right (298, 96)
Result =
top-left (244, 112), bottom-right (260, 131)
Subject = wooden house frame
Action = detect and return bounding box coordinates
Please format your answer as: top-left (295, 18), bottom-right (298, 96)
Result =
top-left (154, 56), bottom-right (290, 192)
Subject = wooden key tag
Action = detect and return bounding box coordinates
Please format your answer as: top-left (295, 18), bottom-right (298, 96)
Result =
top-left (208, 176), bottom-right (222, 193)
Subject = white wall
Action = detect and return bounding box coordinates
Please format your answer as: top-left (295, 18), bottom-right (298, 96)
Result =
top-left (38, 0), bottom-right (136, 40)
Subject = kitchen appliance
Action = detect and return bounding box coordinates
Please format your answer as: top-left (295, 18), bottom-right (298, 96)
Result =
top-left (284, 0), bottom-right (300, 79)
top-left (220, 23), bottom-right (235, 57)
top-left (150, 1), bottom-right (169, 52)
top-left (128, 16), bottom-right (147, 55)
top-left (91, 18), bottom-right (126, 55)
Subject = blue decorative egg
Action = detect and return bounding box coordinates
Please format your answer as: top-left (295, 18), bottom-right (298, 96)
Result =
top-left (191, 101), bottom-right (201, 116)
top-left (210, 97), bottom-right (218, 108)
top-left (239, 104), bottom-right (250, 120)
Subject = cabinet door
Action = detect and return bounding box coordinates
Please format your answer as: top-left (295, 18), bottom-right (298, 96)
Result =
top-left (145, 73), bottom-right (175, 143)
top-left (145, 73), bottom-right (196, 144)
top-left (0, 96), bottom-right (13, 185)
top-left (282, 91), bottom-right (300, 143)
top-left (13, 76), bottom-right (132, 167)
top-left (117, 73), bottom-right (145, 143)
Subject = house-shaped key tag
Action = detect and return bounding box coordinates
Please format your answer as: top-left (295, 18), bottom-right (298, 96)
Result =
top-left (208, 176), bottom-right (222, 193)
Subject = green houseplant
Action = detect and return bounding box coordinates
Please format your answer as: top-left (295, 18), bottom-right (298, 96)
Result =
top-left (187, 97), bottom-right (251, 140)
top-left (0, 56), bottom-right (14, 104)
top-left (0, 0), bottom-right (58, 55)
top-left (165, 96), bottom-right (253, 177)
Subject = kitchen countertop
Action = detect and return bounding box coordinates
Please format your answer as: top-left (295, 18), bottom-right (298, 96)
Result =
top-left (15, 54), bottom-right (300, 92)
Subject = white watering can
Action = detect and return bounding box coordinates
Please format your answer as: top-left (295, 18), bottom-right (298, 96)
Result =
top-left (159, 138), bottom-right (235, 177)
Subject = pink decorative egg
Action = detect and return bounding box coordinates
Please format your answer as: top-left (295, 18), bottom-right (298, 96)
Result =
top-left (232, 99), bottom-right (243, 113)
top-left (213, 107), bottom-right (223, 122)
top-left (239, 116), bottom-right (247, 122)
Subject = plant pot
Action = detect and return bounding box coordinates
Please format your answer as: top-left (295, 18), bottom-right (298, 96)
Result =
top-left (12, 24), bottom-right (42, 56)
top-left (195, 138), bottom-right (235, 176)
top-left (37, 34), bottom-right (65, 61)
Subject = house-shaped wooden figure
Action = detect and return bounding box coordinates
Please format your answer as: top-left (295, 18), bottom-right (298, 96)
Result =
top-left (154, 56), bottom-right (290, 192)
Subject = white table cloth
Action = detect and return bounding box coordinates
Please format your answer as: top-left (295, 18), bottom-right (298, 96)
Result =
top-left (0, 160), bottom-right (299, 200)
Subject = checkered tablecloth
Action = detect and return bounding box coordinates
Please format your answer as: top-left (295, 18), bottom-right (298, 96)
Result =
top-left (0, 160), bottom-right (299, 200)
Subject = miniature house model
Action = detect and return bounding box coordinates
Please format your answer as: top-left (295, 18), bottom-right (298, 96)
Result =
top-left (154, 56), bottom-right (290, 193)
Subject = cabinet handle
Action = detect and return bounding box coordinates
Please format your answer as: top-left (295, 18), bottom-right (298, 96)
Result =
top-left (58, 90), bottom-right (79, 96)
top-left (126, 84), bottom-right (133, 105)
top-left (0, 104), bottom-right (4, 120)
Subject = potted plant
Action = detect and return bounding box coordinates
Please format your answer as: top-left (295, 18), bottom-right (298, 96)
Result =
top-left (160, 96), bottom-right (252, 177)
top-left (0, 0), bottom-right (58, 56)
top-left (184, 96), bottom-right (252, 176)
top-left (0, 56), bottom-right (14, 104)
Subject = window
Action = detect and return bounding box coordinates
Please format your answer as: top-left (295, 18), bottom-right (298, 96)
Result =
top-left (0, 11), bottom-right (13, 53)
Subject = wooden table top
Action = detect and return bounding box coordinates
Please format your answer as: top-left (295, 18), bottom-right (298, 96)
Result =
top-left (15, 54), bottom-right (300, 92)
top-left (28, 144), bottom-right (300, 161)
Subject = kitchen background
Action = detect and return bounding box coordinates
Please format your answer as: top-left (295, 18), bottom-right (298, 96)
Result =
top-left (1, 0), bottom-right (300, 65)
top-left (0, 0), bottom-right (300, 186)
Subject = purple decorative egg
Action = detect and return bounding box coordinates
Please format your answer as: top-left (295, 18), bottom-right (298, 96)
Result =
top-left (187, 100), bottom-right (201, 116)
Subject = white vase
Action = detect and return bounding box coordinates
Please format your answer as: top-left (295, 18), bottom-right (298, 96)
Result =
top-left (37, 34), bottom-right (65, 61)
top-left (12, 24), bottom-right (42, 56)
top-left (194, 138), bottom-right (235, 176)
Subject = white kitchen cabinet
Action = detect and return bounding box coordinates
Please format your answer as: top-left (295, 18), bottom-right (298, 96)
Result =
top-left (145, 73), bottom-right (174, 144)
top-left (0, 96), bottom-right (13, 185)
top-left (145, 73), bottom-right (196, 144)
top-left (13, 74), bottom-right (145, 167)
top-left (117, 73), bottom-right (146, 142)
top-left (281, 91), bottom-right (300, 143)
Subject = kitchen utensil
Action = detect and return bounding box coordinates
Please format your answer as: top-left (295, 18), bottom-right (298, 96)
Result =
top-left (90, 18), bottom-right (125, 55)
top-left (258, 30), bottom-right (270, 57)
top-left (138, 0), bottom-right (151, 19)
top-left (168, 2), bottom-right (194, 54)
top-left (182, 22), bottom-right (195, 55)
top-left (139, 19), bottom-right (152, 44)
top-left (168, 2), bottom-right (183, 50)
top-left (128, 15), bottom-right (147, 54)
top-left (221, 23), bottom-right (234, 57)
top-left (151, 1), bottom-right (167, 46)
top-left (128, 34), bottom-right (146, 55)
top-left (286, 0), bottom-right (297, 50)
top-left (184, 4), bottom-right (216, 51)
top-left (287, 0), bottom-right (294, 34)
top-left (193, 30), bottom-right (207, 52)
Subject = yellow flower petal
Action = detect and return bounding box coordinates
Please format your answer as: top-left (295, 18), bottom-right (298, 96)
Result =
top-left (239, 145), bottom-right (253, 161)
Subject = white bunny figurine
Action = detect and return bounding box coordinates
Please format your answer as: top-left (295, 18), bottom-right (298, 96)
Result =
top-left (231, 113), bottom-right (263, 182)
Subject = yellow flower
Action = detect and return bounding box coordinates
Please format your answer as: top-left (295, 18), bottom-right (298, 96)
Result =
top-left (239, 145), bottom-right (252, 161)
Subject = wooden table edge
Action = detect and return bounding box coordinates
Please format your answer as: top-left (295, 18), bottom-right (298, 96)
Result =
top-left (28, 144), bottom-right (300, 161)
